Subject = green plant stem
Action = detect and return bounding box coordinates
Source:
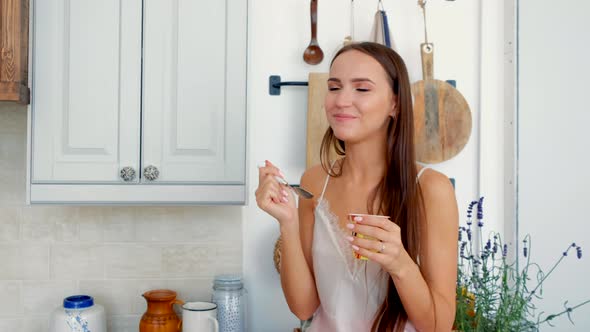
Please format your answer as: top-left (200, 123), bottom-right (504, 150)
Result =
top-left (537, 299), bottom-right (590, 325)
top-left (527, 244), bottom-right (574, 302)
top-left (510, 235), bottom-right (532, 321)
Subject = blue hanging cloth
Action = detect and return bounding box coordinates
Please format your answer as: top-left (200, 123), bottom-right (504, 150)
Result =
top-left (370, 1), bottom-right (396, 50)
top-left (381, 10), bottom-right (392, 48)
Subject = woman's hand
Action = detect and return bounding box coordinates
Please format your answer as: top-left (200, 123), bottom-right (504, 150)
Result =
top-left (346, 215), bottom-right (414, 278)
top-left (255, 160), bottom-right (298, 226)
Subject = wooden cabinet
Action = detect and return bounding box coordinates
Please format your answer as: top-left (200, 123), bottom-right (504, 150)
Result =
top-left (0, 0), bottom-right (30, 103)
top-left (28, 0), bottom-right (247, 204)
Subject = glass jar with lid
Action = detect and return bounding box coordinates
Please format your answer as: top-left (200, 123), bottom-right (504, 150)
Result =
top-left (211, 274), bottom-right (247, 332)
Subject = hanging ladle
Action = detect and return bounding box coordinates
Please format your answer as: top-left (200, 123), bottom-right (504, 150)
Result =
top-left (303, 0), bottom-right (324, 65)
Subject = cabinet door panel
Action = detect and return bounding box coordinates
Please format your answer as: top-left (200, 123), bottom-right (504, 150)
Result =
top-left (142, 0), bottom-right (247, 184)
top-left (32, 0), bottom-right (142, 183)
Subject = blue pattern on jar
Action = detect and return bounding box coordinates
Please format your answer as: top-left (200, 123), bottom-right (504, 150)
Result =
top-left (65, 309), bottom-right (91, 332)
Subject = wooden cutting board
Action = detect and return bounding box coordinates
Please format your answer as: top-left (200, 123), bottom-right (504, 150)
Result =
top-left (411, 43), bottom-right (472, 164)
top-left (306, 72), bottom-right (332, 168)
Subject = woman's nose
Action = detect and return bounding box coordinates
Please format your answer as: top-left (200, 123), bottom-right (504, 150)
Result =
top-left (334, 89), bottom-right (353, 107)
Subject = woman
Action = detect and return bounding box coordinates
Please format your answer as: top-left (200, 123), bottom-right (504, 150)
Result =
top-left (256, 42), bottom-right (458, 332)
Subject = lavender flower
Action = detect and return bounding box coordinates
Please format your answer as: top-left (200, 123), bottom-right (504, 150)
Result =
top-left (467, 228), bottom-right (472, 241)
top-left (577, 246), bottom-right (582, 259)
top-left (503, 244), bottom-right (508, 257)
top-left (477, 196), bottom-right (485, 221)
top-left (460, 242), bottom-right (467, 256)
top-left (467, 200), bottom-right (477, 217)
top-left (458, 229), bottom-right (463, 241)
top-left (485, 239), bottom-right (492, 251)
top-left (524, 247), bottom-right (528, 257)
top-left (466, 200), bottom-right (477, 225)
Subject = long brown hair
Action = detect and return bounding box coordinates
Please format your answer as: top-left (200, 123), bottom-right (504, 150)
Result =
top-left (320, 42), bottom-right (423, 332)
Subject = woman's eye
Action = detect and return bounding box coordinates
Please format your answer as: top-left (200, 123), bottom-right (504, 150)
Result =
top-left (328, 87), bottom-right (340, 91)
top-left (356, 88), bottom-right (370, 92)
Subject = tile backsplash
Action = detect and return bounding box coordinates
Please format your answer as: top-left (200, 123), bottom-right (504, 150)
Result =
top-left (0, 103), bottom-right (243, 331)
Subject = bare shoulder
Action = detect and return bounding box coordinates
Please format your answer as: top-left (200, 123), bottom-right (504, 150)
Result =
top-left (417, 167), bottom-right (455, 199)
top-left (300, 163), bottom-right (329, 199)
top-left (417, 167), bottom-right (458, 224)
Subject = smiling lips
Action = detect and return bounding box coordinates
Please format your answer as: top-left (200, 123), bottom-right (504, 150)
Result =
top-left (333, 113), bottom-right (357, 121)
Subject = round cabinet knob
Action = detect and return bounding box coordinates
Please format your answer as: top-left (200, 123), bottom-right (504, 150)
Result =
top-left (143, 165), bottom-right (160, 181)
top-left (119, 167), bottom-right (136, 182)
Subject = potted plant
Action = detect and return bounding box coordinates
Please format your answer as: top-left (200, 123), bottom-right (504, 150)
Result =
top-left (454, 197), bottom-right (589, 331)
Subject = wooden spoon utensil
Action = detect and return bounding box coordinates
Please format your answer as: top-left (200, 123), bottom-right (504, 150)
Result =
top-left (303, 0), bottom-right (324, 65)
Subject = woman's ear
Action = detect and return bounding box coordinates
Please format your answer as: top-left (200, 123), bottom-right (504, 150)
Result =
top-left (389, 95), bottom-right (398, 118)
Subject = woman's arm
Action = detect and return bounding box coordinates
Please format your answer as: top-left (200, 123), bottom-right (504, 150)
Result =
top-left (349, 170), bottom-right (458, 331)
top-left (256, 161), bottom-right (320, 320)
top-left (394, 171), bottom-right (458, 331)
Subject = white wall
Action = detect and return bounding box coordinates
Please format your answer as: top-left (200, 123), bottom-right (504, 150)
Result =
top-left (243, 0), bottom-right (495, 331)
top-left (518, 0), bottom-right (590, 330)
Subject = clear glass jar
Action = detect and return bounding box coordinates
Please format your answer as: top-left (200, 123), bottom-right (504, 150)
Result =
top-left (211, 274), bottom-right (247, 332)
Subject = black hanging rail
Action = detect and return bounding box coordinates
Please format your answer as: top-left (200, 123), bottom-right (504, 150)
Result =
top-left (269, 75), bottom-right (308, 96)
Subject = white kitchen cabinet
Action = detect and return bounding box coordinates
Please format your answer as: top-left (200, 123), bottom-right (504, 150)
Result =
top-left (142, 0), bottom-right (245, 183)
top-left (31, 0), bottom-right (142, 184)
top-left (28, 0), bottom-right (247, 204)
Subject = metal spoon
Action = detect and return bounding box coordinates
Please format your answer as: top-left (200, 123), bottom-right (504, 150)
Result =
top-left (275, 176), bottom-right (314, 199)
top-left (303, 0), bottom-right (324, 65)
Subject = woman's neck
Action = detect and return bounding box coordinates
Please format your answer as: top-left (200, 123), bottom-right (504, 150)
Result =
top-left (342, 138), bottom-right (388, 186)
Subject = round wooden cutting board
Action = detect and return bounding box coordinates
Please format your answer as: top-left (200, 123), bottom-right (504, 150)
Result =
top-left (411, 43), bottom-right (472, 164)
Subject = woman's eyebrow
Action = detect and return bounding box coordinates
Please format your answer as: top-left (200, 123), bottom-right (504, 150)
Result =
top-left (327, 78), bottom-right (376, 84)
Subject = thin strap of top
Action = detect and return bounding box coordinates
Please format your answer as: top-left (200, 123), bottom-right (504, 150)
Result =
top-left (416, 166), bottom-right (430, 182)
top-left (319, 160), bottom-right (338, 200)
top-left (319, 163), bottom-right (431, 199)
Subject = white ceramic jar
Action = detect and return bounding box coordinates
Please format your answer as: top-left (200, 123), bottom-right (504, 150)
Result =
top-left (50, 295), bottom-right (106, 332)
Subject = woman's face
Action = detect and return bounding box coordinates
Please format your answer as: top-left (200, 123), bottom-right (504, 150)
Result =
top-left (325, 50), bottom-right (397, 144)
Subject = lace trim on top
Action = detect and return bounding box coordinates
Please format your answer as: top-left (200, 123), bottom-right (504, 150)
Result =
top-left (315, 197), bottom-right (364, 280)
